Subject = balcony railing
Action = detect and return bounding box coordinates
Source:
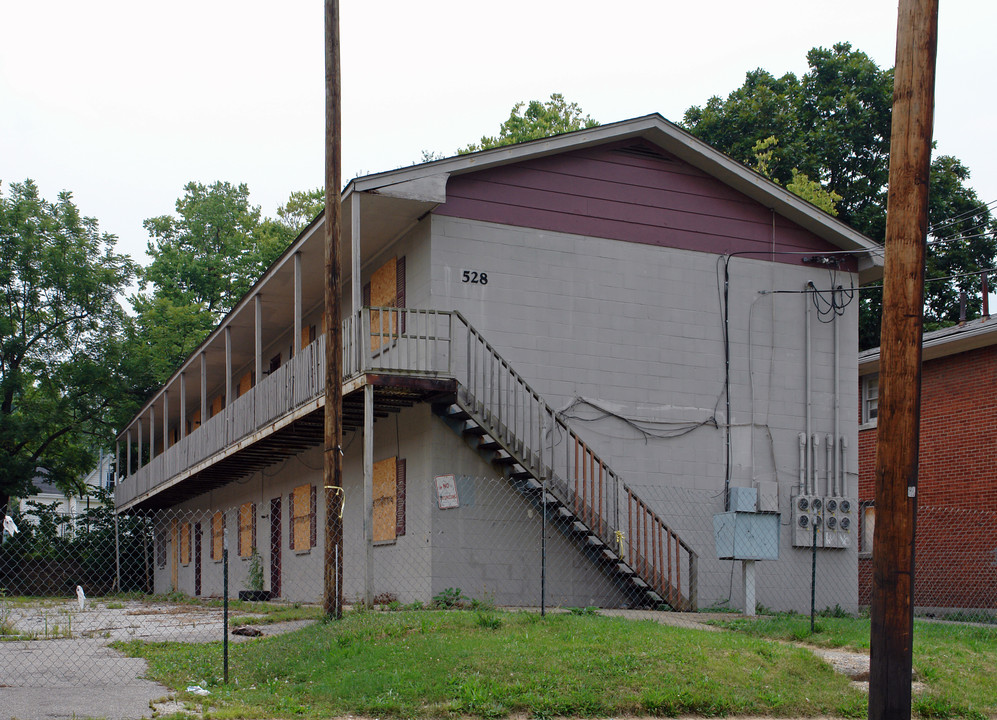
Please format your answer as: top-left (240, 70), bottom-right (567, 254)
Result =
top-left (117, 308), bottom-right (454, 508)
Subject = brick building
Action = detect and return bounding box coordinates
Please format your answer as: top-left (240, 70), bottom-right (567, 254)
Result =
top-left (858, 319), bottom-right (997, 611)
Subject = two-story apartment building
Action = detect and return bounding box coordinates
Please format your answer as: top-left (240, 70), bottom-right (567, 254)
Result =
top-left (114, 115), bottom-right (882, 611)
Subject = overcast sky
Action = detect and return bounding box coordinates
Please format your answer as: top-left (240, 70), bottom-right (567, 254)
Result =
top-left (2, 1), bottom-right (993, 265)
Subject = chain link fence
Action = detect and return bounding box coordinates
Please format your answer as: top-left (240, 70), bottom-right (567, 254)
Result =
top-left (2, 485), bottom-right (994, 688)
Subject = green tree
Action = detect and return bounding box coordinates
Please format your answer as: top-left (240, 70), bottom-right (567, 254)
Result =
top-left (275, 187), bottom-right (324, 232)
top-left (133, 182), bottom-right (323, 386)
top-left (683, 43), bottom-right (996, 348)
top-left (460, 93), bottom-right (599, 154)
top-left (0, 180), bottom-right (136, 518)
top-left (141, 181), bottom-right (275, 317)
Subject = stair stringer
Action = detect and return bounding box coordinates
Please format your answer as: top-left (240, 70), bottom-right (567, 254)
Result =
top-left (433, 390), bottom-right (675, 609)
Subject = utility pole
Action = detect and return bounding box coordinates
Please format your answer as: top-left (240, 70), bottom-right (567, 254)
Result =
top-left (869, 1), bottom-right (937, 718)
top-left (322, 0), bottom-right (344, 620)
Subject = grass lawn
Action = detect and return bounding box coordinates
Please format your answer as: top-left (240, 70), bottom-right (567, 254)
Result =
top-left (118, 608), bottom-right (869, 719)
top-left (712, 613), bottom-right (997, 720)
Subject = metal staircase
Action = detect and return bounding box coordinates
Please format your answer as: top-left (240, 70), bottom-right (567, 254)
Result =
top-left (430, 312), bottom-right (698, 610)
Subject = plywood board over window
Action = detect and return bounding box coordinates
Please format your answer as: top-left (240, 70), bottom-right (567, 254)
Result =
top-left (289, 484), bottom-right (316, 551)
top-left (210, 394), bottom-right (224, 418)
top-left (373, 457), bottom-right (406, 543)
top-left (364, 256), bottom-right (406, 351)
top-left (237, 371), bottom-right (254, 398)
top-left (300, 324), bottom-right (317, 350)
top-left (180, 521), bottom-right (192, 565)
top-left (190, 409), bottom-right (201, 433)
top-left (238, 502), bottom-right (257, 557)
top-left (211, 511), bottom-right (225, 561)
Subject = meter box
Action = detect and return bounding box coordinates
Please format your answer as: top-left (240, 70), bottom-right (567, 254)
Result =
top-left (713, 512), bottom-right (780, 561)
top-left (822, 497), bottom-right (855, 548)
top-left (792, 493), bottom-right (823, 548)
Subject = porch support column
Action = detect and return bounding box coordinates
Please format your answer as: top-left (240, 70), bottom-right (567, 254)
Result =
top-left (200, 352), bottom-right (207, 425)
top-left (351, 192), bottom-right (361, 314)
top-left (224, 328), bottom-right (233, 407)
top-left (115, 439), bottom-right (120, 484)
top-left (294, 253), bottom-right (302, 357)
top-left (149, 405), bottom-right (155, 460)
top-left (363, 381), bottom-right (374, 606)
top-left (163, 392), bottom-right (169, 451)
top-left (137, 418), bottom-right (143, 469)
top-left (179, 373), bottom-right (187, 440)
top-left (255, 295), bottom-right (263, 386)
top-left (126, 429), bottom-right (132, 476)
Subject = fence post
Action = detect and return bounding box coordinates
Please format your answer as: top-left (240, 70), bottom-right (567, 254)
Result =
top-left (114, 509), bottom-right (121, 593)
top-left (223, 546), bottom-right (229, 684)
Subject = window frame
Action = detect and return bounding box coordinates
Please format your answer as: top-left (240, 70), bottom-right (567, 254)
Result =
top-left (861, 373), bottom-right (879, 427)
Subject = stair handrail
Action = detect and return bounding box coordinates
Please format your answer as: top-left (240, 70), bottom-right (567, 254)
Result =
top-left (449, 310), bottom-right (697, 609)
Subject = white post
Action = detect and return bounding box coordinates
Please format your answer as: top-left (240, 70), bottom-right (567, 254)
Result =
top-left (743, 560), bottom-right (756, 617)
top-left (179, 373), bottom-right (187, 440)
top-left (363, 382), bottom-right (374, 606)
top-left (294, 252), bottom-right (302, 357)
top-left (225, 327), bottom-right (233, 407)
top-left (200, 352), bottom-right (208, 424)
top-left (255, 295), bottom-right (263, 385)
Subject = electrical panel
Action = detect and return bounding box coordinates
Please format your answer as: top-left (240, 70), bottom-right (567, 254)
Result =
top-left (822, 497), bottom-right (855, 549)
top-left (713, 511), bottom-right (780, 560)
top-left (755, 481), bottom-right (779, 513)
top-left (728, 486), bottom-right (758, 513)
top-left (792, 493), bottom-right (823, 548)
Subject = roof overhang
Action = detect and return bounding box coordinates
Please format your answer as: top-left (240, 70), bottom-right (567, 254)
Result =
top-left (859, 317), bottom-right (997, 374)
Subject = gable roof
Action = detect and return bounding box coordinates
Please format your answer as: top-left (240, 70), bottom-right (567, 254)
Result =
top-left (348, 113), bottom-right (884, 283)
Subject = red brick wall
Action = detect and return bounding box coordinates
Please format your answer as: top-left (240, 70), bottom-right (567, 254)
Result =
top-left (858, 344), bottom-right (997, 609)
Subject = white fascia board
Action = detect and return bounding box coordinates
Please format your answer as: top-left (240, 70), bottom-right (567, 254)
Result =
top-left (859, 318), bottom-right (997, 374)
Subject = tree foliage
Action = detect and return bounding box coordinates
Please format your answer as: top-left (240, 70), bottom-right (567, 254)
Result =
top-left (132, 182), bottom-right (321, 386)
top-left (683, 43), bottom-right (997, 348)
top-left (0, 180), bottom-right (136, 516)
top-left (460, 93), bottom-right (599, 154)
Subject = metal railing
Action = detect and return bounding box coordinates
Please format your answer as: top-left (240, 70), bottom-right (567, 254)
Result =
top-left (115, 307), bottom-right (696, 609)
top-left (450, 310), bottom-right (697, 610)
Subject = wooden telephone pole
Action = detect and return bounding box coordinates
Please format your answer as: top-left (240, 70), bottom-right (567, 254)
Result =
top-left (322, 0), bottom-right (344, 619)
top-left (869, 0), bottom-right (938, 717)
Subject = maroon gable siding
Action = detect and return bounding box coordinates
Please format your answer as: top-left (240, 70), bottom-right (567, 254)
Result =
top-left (436, 140), bottom-right (854, 270)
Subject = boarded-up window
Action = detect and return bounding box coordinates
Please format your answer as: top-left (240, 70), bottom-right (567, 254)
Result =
top-left (289, 484), bottom-right (316, 551)
top-left (365, 256), bottom-right (406, 351)
top-left (301, 324), bottom-right (317, 350)
top-left (269, 353), bottom-right (282, 375)
top-left (211, 511), bottom-right (225, 561)
top-left (237, 371), bottom-right (254, 398)
top-left (373, 457), bottom-right (406, 543)
top-left (210, 394), bottom-right (224, 418)
top-left (180, 521), bottom-right (192, 565)
top-left (238, 502), bottom-right (257, 558)
top-left (190, 409), bottom-right (201, 433)
top-left (169, 427), bottom-right (179, 447)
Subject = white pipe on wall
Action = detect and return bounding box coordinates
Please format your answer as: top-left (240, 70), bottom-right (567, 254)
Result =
top-left (826, 434), bottom-right (834, 496)
top-left (805, 285), bottom-right (812, 493)
top-left (833, 302), bottom-right (841, 497)
top-left (798, 432), bottom-right (807, 494)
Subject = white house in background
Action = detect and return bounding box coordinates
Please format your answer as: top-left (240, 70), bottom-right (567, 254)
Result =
top-left (15, 453), bottom-right (113, 534)
top-left (112, 115), bottom-right (883, 611)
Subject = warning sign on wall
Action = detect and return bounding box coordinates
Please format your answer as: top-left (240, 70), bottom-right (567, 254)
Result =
top-left (435, 474), bottom-right (459, 509)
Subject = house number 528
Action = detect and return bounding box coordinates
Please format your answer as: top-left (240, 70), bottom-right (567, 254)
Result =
top-left (462, 270), bottom-right (488, 285)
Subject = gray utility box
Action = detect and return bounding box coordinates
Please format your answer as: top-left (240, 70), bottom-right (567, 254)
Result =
top-left (713, 512), bottom-right (781, 561)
